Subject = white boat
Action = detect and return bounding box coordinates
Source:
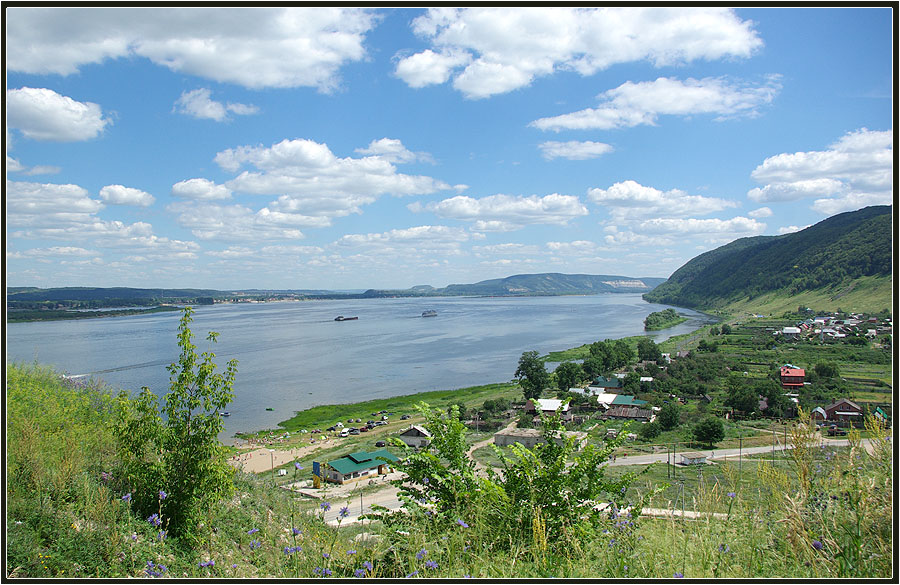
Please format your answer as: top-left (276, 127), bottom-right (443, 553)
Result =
top-left (421, 310), bottom-right (437, 317)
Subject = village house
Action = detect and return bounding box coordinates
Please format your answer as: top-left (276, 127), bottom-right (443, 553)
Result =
top-left (525, 398), bottom-right (572, 421)
top-left (810, 398), bottom-right (865, 427)
top-left (398, 425), bottom-right (432, 449)
top-left (313, 449), bottom-right (399, 485)
top-left (780, 365), bottom-right (805, 390)
top-left (604, 405), bottom-right (653, 423)
top-left (680, 452), bottom-right (708, 466)
top-left (493, 428), bottom-right (587, 450)
top-left (593, 376), bottom-right (623, 391)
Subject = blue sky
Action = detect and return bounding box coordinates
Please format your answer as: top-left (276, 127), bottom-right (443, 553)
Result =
top-left (5, 7), bottom-right (894, 290)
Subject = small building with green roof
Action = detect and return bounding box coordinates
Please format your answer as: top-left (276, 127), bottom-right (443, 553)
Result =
top-left (313, 449), bottom-right (399, 485)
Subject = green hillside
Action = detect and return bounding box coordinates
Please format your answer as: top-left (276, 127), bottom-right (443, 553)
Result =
top-left (644, 205), bottom-right (892, 311)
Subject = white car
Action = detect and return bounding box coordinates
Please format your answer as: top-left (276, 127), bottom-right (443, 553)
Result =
top-left (340, 429), bottom-right (349, 437)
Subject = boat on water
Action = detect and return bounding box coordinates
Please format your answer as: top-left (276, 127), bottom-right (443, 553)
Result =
top-left (220, 411), bottom-right (231, 417)
top-left (335, 316), bottom-right (359, 321)
top-left (421, 310), bottom-right (438, 317)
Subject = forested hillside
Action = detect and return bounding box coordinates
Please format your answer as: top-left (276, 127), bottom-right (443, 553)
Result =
top-left (643, 206), bottom-right (892, 309)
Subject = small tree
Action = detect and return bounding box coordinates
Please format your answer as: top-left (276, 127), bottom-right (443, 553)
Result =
top-left (639, 420), bottom-right (661, 440)
top-left (658, 403), bottom-right (680, 431)
top-left (554, 361), bottom-right (583, 394)
top-left (115, 307), bottom-right (237, 542)
top-left (692, 416), bottom-right (725, 447)
top-left (515, 350), bottom-right (549, 401)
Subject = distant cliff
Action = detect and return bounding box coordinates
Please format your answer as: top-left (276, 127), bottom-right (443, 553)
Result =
top-left (643, 205), bottom-right (892, 310)
top-left (364, 273), bottom-right (666, 297)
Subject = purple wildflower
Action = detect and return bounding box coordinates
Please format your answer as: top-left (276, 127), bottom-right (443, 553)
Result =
top-left (406, 571), bottom-right (419, 578)
top-left (355, 568), bottom-right (367, 578)
top-left (323, 552), bottom-right (330, 559)
top-left (295, 462), bottom-right (304, 470)
top-left (247, 528), bottom-right (259, 534)
top-left (100, 471), bottom-right (111, 482)
top-left (424, 560), bottom-right (438, 570)
top-left (199, 560), bottom-right (215, 568)
top-left (158, 490), bottom-right (167, 500)
top-left (347, 549), bottom-right (357, 555)
top-left (293, 527), bottom-right (302, 535)
top-left (130, 532), bottom-right (138, 541)
top-left (456, 519), bottom-right (469, 528)
top-left (416, 549), bottom-right (427, 560)
top-left (674, 572), bottom-right (684, 578)
top-left (339, 506), bottom-right (350, 519)
top-left (812, 540), bottom-right (824, 550)
top-left (147, 513), bottom-right (162, 527)
top-left (320, 501), bottom-right (331, 512)
top-left (157, 530), bottom-right (167, 540)
top-left (727, 492), bottom-right (736, 498)
top-left (122, 493), bottom-right (132, 502)
top-left (362, 560), bottom-right (373, 571)
top-left (249, 540), bottom-right (262, 550)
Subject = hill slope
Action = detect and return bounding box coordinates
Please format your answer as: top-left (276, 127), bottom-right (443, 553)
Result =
top-left (438, 273), bottom-right (666, 296)
top-left (643, 205), bottom-right (892, 310)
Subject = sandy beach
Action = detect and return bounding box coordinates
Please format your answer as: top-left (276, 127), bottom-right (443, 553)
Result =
top-left (229, 438), bottom-right (336, 474)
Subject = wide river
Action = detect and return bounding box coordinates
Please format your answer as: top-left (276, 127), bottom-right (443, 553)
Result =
top-left (6, 294), bottom-right (713, 441)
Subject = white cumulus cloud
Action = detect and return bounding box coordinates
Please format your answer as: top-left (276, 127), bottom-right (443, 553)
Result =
top-left (588, 180), bottom-right (737, 220)
top-left (6, 7), bottom-right (377, 91)
top-left (410, 193), bottom-right (588, 231)
top-left (395, 7), bottom-right (762, 99)
top-left (748, 128), bottom-right (893, 214)
top-left (7, 87), bottom-right (111, 141)
top-left (531, 76), bottom-right (781, 131)
top-left (171, 178), bottom-right (233, 201)
top-left (99, 184), bottom-right (156, 207)
top-left (538, 141), bottom-right (613, 160)
top-left (173, 88), bottom-right (258, 121)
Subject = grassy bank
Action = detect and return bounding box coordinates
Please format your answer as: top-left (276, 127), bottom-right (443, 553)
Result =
top-left (272, 382), bottom-right (519, 435)
top-left (7, 305), bottom-right (182, 323)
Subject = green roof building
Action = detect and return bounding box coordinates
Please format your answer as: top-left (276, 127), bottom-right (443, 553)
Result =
top-left (314, 449), bottom-right (399, 485)
top-left (611, 395), bottom-right (647, 406)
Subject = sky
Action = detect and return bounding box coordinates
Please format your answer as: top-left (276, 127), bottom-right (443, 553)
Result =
top-left (5, 7), bottom-right (894, 290)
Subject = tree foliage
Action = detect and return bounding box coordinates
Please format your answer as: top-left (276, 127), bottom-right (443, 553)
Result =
top-left (637, 337), bottom-right (661, 362)
top-left (554, 361), bottom-right (583, 394)
top-left (515, 351), bottom-right (549, 400)
top-left (114, 307), bottom-right (237, 542)
top-left (692, 416), bottom-right (725, 447)
top-left (657, 403), bottom-right (680, 431)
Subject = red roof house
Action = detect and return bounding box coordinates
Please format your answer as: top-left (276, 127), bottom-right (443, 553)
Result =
top-left (780, 365), bottom-right (805, 389)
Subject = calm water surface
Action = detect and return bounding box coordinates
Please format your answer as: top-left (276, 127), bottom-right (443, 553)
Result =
top-left (6, 295), bottom-right (713, 439)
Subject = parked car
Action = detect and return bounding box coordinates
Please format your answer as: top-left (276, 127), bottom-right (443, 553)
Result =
top-left (827, 425), bottom-right (847, 436)
top-left (375, 440), bottom-right (386, 447)
top-left (381, 415), bottom-right (389, 421)
top-left (326, 426), bottom-right (337, 432)
top-left (355, 418), bottom-right (362, 423)
top-left (400, 414), bottom-right (410, 420)
top-left (340, 429), bottom-right (349, 437)
top-left (367, 420), bottom-right (375, 426)
top-left (360, 426), bottom-right (369, 432)
top-left (349, 428), bottom-right (360, 435)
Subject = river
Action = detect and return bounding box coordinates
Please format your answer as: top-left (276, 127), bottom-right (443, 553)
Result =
top-left (6, 294), bottom-right (714, 439)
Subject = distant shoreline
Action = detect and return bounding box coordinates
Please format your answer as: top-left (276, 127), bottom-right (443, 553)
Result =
top-left (7, 305), bottom-right (183, 323)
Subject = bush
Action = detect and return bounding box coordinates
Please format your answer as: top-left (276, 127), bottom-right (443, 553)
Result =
top-left (692, 417), bottom-right (725, 447)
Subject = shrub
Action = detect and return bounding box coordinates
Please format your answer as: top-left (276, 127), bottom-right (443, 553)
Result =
top-left (692, 417), bottom-right (725, 447)
top-left (114, 307), bottom-right (238, 543)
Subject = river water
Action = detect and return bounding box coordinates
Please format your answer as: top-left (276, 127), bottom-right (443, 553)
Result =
top-left (6, 294), bottom-right (713, 439)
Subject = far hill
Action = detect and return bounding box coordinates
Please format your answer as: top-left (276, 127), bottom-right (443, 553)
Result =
top-left (643, 205), bottom-right (892, 313)
top-left (365, 273), bottom-right (666, 297)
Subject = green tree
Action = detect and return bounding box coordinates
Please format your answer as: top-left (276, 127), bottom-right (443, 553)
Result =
top-left (815, 361), bottom-right (841, 379)
top-left (115, 307), bottom-right (237, 542)
top-left (692, 416), bottom-right (725, 447)
top-left (637, 337), bottom-right (661, 362)
top-left (639, 420), bottom-right (661, 440)
top-left (658, 403), bottom-right (680, 431)
top-left (554, 361), bottom-right (583, 394)
top-left (515, 350), bottom-right (549, 401)
top-left (720, 323), bottom-right (732, 335)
